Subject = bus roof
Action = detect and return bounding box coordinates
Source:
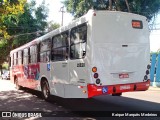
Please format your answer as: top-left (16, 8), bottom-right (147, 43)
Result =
top-left (10, 9), bottom-right (146, 55)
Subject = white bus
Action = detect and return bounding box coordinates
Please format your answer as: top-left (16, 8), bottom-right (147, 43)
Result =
top-left (10, 10), bottom-right (150, 100)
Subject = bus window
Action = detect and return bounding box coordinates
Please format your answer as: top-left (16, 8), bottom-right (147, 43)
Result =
top-left (18, 51), bottom-right (23, 65)
top-left (40, 38), bottom-right (51, 63)
top-left (23, 48), bottom-right (29, 65)
top-left (9, 57), bottom-right (11, 67)
top-left (70, 24), bottom-right (87, 59)
top-left (11, 54), bottom-right (14, 66)
top-left (40, 52), bottom-right (50, 63)
top-left (40, 39), bottom-right (51, 52)
top-left (13, 52), bottom-right (18, 65)
top-left (30, 45), bottom-right (38, 63)
top-left (52, 32), bottom-right (69, 61)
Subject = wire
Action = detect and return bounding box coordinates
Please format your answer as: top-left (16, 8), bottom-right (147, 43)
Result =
top-left (0, 31), bottom-right (45, 39)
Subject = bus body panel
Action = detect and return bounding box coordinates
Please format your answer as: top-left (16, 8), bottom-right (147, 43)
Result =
top-left (64, 84), bottom-right (88, 98)
top-left (89, 11), bottom-right (150, 86)
top-left (50, 61), bottom-right (69, 97)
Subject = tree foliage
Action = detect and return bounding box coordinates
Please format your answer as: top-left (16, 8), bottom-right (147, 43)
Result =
top-left (63, 0), bottom-right (160, 21)
top-left (46, 21), bottom-right (60, 32)
top-left (0, 0), bottom-right (26, 39)
top-left (0, 0), bottom-right (48, 64)
top-left (8, 0), bottom-right (48, 47)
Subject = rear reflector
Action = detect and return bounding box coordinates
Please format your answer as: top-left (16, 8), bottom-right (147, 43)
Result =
top-left (92, 67), bottom-right (97, 72)
top-left (94, 73), bottom-right (99, 78)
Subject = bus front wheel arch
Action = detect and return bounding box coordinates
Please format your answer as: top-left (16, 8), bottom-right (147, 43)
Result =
top-left (41, 78), bottom-right (51, 101)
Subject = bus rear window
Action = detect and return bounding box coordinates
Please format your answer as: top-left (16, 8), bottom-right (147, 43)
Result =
top-left (132, 20), bottom-right (143, 29)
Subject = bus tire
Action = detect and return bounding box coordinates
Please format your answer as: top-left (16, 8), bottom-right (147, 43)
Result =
top-left (15, 78), bottom-right (22, 90)
top-left (41, 80), bottom-right (51, 101)
top-left (112, 93), bottom-right (122, 96)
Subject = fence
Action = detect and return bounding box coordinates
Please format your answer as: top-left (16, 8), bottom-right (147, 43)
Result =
top-left (150, 53), bottom-right (160, 87)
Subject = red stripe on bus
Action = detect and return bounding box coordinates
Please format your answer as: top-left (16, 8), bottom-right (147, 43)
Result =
top-left (87, 80), bottom-right (150, 98)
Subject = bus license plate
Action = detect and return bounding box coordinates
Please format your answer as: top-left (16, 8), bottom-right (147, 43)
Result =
top-left (119, 73), bottom-right (129, 79)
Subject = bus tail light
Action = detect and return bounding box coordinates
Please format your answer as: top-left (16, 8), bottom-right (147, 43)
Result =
top-left (144, 75), bottom-right (148, 80)
top-left (147, 64), bottom-right (151, 69)
top-left (96, 79), bottom-right (101, 84)
top-left (94, 73), bottom-right (99, 78)
top-left (146, 70), bottom-right (149, 75)
top-left (92, 67), bottom-right (97, 72)
top-left (83, 90), bottom-right (87, 93)
top-left (92, 67), bottom-right (101, 85)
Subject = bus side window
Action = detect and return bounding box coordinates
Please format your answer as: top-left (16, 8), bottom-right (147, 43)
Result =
top-left (30, 45), bottom-right (38, 64)
top-left (9, 57), bottom-right (11, 67)
top-left (52, 31), bottom-right (69, 61)
top-left (70, 24), bottom-right (87, 59)
top-left (23, 48), bottom-right (29, 65)
top-left (11, 54), bottom-right (14, 66)
top-left (13, 52), bottom-right (18, 65)
top-left (40, 38), bottom-right (51, 63)
top-left (28, 48), bottom-right (30, 64)
top-left (37, 43), bottom-right (40, 62)
top-left (22, 50), bottom-right (24, 64)
top-left (18, 51), bottom-right (22, 65)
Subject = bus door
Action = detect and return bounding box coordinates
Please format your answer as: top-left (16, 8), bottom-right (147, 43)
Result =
top-left (51, 33), bottom-right (69, 97)
top-left (69, 24), bottom-right (88, 85)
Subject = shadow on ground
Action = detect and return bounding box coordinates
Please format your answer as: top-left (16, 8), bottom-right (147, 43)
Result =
top-left (0, 84), bottom-right (160, 120)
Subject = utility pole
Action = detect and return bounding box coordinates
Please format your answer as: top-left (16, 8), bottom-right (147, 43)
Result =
top-left (60, 6), bottom-right (65, 26)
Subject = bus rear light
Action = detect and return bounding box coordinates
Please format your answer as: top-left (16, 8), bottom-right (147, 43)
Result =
top-left (144, 75), bottom-right (148, 80)
top-left (147, 64), bottom-right (151, 69)
top-left (94, 73), bottom-right (99, 78)
top-left (146, 70), bottom-right (149, 75)
top-left (92, 67), bottom-right (97, 72)
top-left (83, 90), bottom-right (87, 93)
top-left (96, 79), bottom-right (101, 84)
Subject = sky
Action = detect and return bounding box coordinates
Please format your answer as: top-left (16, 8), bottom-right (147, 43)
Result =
top-left (27, 0), bottom-right (73, 25)
top-left (150, 14), bottom-right (160, 52)
top-left (27, 0), bottom-right (160, 52)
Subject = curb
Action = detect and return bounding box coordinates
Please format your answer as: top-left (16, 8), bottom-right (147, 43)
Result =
top-left (149, 86), bottom-right (160, 91)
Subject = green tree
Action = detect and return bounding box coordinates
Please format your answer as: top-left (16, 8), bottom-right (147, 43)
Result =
top-left (0, 0), bottom-right (26, 39)
top-left (46, 21), bottom-right (60, 32)
top-left (9, 0), bottom-right (48, 47)
top-left (0, 0), bottom-right (48, 64)
top-left (63, 0), bottom-right (160, 21)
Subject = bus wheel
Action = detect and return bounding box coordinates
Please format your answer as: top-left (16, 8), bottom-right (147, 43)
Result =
top-left (112, 93), bottom-right (122, 96)
top-left (15, 78), bottom-right (21, 90)
top-left (41, 80), bottom-right (51, 101)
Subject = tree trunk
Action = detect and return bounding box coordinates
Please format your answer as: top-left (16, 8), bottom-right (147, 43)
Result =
top-left (114, 0), bottom-right (121, 11)
top-left (109, 0), bottom-right (112, 10)
top-left (0, 65), bottom-right (2, 75)
top-left (125, 0), bottom-right (131, 12)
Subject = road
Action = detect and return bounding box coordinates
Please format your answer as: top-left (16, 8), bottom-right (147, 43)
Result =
top-left (0, 79), bottom-right (160, 120)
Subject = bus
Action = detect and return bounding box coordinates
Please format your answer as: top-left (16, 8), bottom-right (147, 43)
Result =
top-left (10, 9), bottom-right (150, 100)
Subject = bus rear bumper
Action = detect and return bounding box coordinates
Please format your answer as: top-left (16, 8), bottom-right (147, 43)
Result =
top-left (87, 80), bottom-right (150, 98)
